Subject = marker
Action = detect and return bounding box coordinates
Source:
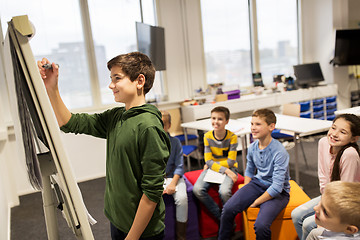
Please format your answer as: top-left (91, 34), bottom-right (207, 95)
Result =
top-left (42, 63), bottom-right (59, 69)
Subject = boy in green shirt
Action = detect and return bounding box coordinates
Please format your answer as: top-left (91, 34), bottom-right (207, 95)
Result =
top-left (38, 52), bottom-right (170, 240)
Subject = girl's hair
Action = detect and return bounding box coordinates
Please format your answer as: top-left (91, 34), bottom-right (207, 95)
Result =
top-left (331, 114), bottom-right (360, 181)
top-left (324, 181), bottom-right (360, 228)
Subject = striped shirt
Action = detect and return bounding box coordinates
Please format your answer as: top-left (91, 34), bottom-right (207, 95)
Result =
top-left (204, 130), bottom-right (238, 173)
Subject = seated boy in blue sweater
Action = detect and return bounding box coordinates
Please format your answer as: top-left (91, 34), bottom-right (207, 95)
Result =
top-left (161, 111), bottom-right (188, 240)
top-left (218, 108), bottom-right (290, 239)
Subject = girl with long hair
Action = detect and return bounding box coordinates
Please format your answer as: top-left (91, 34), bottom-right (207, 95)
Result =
top-left (291, 114), bottom-right (360, 240)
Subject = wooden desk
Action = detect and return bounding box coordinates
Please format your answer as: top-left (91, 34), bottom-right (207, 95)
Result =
top-left (236, 114), bottom-right (332, 184)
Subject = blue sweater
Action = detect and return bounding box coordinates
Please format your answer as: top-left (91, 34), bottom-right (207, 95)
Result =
top-left (165, 134), bottom-right (184, 178)
top-left (245, 138), bottom-right (290, 197)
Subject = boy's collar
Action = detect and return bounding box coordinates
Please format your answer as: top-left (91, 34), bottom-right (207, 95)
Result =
top-left (257, 136), bottom-right (273, 150)
top-left (213, 129), bottom-right (227, 141)
top-left (321, 229), bottom-right (360, 238)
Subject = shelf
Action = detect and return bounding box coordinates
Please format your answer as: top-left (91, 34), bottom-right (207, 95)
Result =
top-left (181, 84), bottom-right (338, 122)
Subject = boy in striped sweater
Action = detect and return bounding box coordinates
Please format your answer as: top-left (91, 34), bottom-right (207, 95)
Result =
top-left (193, 106), bottom-right (238, 222)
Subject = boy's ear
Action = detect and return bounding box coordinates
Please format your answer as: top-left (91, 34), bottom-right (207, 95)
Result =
top-left (136, 74), bottom-right (145, 89)
top-left (344, 225), bottom-right (358, 235)
top-left (268, 122), bottom-right (276, 131)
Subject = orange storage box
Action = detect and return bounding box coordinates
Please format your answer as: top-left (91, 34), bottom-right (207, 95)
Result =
top-left (241, 180), bottom-right (311, 240)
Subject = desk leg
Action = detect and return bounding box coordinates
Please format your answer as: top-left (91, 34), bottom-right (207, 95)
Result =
top-left (294, 134), bottom-right (300, 185)
top-left (240, 135), bottom-right (247, 175)
top-left (183, 128), bottom-right (191, 172)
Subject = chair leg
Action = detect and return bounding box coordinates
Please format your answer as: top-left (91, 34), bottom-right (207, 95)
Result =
top-left (186, 155), bottom-right (191, 172)
top-left (196, 149), bottom-right (202, 169)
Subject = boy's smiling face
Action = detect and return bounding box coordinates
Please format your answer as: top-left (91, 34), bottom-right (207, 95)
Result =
top-left (109, 66), bottom-right (139, 104)
top-left (211, 111), bottom-right (228, 132)
top-left (250, 116), bottom-right (274, 140)
top-left (313, 193), bottom-right (351, 233)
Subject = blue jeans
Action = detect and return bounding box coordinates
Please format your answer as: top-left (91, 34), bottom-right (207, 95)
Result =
top-left (218, 178), bottom-right (289, 240)
top-left (192, 169), bottom-right (236, 221)
top-left (291, 195), bottom-right (320, 240)
top-left (110, 222), bottom-right (164, 240)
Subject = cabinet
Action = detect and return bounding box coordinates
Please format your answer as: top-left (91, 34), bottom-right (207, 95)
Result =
top-left (181, 84), bottom-right (338, 122)
top-left (303, 96), bottom-right (337, 121)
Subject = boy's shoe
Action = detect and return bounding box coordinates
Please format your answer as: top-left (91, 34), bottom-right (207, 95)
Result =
top-left (282, 141), bottom-right (295, 150)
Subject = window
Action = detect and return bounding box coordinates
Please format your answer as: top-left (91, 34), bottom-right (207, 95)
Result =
top-left (1, 0), bottom-right (161, 109)
top-left (88, 0), bottom-right (142, 105)
top-left (200, 0), bottom-right (299, 88)
top-left (256, 0), bottom-right (298, 85)
top-left (1, 0), bottom-right (92, 109)
top-left (88, 0), bottom-right (163, 104)
top-left (200, 0), bottom-right (252, 87)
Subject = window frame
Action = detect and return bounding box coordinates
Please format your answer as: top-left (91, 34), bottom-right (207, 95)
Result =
top-left (78, 0), bottom-right (161, 111)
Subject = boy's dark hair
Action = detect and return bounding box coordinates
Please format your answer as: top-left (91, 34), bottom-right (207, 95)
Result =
top-left (211, 106), bottom-right (230, 120)
top-left (107, 52), bottom-right (155, 94)
top-left (331, 114), bottom-right (360, 181)
top-left (252, 108), bottom-right (277, 125)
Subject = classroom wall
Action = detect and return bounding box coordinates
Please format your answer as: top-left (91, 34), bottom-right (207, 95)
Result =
top-left (156, 0), bottom-right (206, 102)
top-left (301, 0), bottom-right (351, 109)
top-left (0, 24), bottom-right (20, 238)
top-left (0, 167), bottom-right (10, 240)
top-left (0, 125), bottom-right (10, 240)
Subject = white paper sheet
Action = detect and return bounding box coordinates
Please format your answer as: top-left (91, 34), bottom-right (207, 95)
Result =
top-left (203, 169), bottom-right (226, 184)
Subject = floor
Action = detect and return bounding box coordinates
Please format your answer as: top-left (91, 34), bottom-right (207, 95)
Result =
top-left (10, 134), bottom-right (324, 240)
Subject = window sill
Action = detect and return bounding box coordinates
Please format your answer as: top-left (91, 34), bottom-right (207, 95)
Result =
top-left (69, 100), bottom-right (184, 114)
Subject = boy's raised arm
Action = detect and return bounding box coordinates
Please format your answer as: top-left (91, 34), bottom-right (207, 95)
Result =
top-left (37, 58), bottom-right (71, 127)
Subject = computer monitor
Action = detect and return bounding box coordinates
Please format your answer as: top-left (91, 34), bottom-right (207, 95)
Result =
top-left (136, 22), bottom-right (166, 71)
top-left (332, 28), bottom-right (360, 66)
top-left (293, 62), bottom-right (325, 88)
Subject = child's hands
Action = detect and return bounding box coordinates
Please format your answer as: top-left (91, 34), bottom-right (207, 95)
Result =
top-left (37, 58), bottom-right (59, 91)
top-left (225, 169), bottom-right (238, 183)
top-left (163, 182), bottom-right (176, 195)
top-left (249, 200), bottom-right (260, 208)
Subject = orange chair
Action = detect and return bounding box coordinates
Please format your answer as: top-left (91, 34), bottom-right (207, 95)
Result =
top-left (241, 180), bottom-right (310, 240)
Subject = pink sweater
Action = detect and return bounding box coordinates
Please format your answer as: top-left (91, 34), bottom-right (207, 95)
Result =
top-left (318, 136), bottom-right (360, 194)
